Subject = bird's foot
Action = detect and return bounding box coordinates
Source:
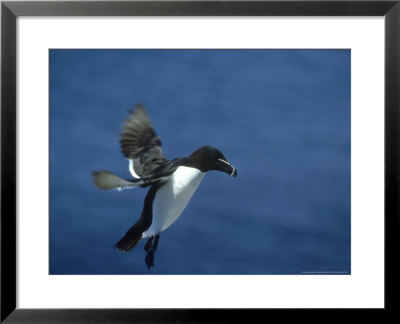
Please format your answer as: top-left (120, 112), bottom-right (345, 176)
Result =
top-left (144, 236), bottom-right (153, 253)
top-left (144, 234), bottom-right (159, 270)
top-left (145, 249), bottom-right (155, 269)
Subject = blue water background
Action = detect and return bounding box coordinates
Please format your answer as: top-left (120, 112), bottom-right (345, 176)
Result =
top-left (49, 49), bottom-right (350, 275)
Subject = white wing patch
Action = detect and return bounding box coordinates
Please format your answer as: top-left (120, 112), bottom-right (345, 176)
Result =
top-left (129, 159), bottom-right (141, 179)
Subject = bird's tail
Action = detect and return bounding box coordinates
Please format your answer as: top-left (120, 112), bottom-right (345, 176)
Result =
top-left (91, 170), bottom-right (147, 191)
top-left (113, 234), bottom-right (142, 252)
top-left (113, 218), bottom-right (147, 252)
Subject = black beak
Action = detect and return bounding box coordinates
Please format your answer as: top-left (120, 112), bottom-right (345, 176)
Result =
top-left (218, 159), bottom-right (238, 177)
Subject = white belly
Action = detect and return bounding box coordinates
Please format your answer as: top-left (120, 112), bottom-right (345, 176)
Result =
top-left (142, 166), bottom-right (205, 238)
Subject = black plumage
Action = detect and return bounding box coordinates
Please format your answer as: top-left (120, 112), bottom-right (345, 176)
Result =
top-left (120, 104), bottom-right (166, 178)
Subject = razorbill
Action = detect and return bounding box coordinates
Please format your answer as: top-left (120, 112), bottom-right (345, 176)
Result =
top-left (92, 104), bottom-right (237, 269)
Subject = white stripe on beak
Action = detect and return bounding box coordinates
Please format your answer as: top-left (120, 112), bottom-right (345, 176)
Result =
top-left (218, 158), bottom-right (235, 176)
top-left (218, 158), bottom-right (231, 166)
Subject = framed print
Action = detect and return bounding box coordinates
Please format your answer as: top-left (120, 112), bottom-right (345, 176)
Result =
top-left (1, 0), bottom-right (399, 322)
top-left (47, 48), bottom-right (351, 276)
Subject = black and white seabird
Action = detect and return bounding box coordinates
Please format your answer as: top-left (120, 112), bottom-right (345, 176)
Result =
top-left (92, 104), bottom-right (237, 269)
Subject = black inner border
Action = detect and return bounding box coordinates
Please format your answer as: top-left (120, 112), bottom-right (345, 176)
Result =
top-left (1, 1), bottom-right (400, 322)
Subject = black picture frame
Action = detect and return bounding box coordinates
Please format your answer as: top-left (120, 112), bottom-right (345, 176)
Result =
top-left (1, 0), bottom-right (399, 322)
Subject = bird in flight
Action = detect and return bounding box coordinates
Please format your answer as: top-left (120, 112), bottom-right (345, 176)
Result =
top-left (92, 104), bottom-right (237, 269)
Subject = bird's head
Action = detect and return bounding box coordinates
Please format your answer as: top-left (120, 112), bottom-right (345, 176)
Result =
top-left (189, 146), bottom-right (237, 177)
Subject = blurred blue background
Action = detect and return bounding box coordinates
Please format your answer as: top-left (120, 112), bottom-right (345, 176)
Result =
top-left (49, 49), bottom-right (350, 275)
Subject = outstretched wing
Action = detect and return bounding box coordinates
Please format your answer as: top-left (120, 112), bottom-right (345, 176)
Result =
top-left (92, 157), bottom-right (186, 191)
top-left (120, 104), bottom-right (167, 178)
top-left (91, 170), bottom-right (151, 191)
top-left (113, 183), bottom-right (162, 252)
